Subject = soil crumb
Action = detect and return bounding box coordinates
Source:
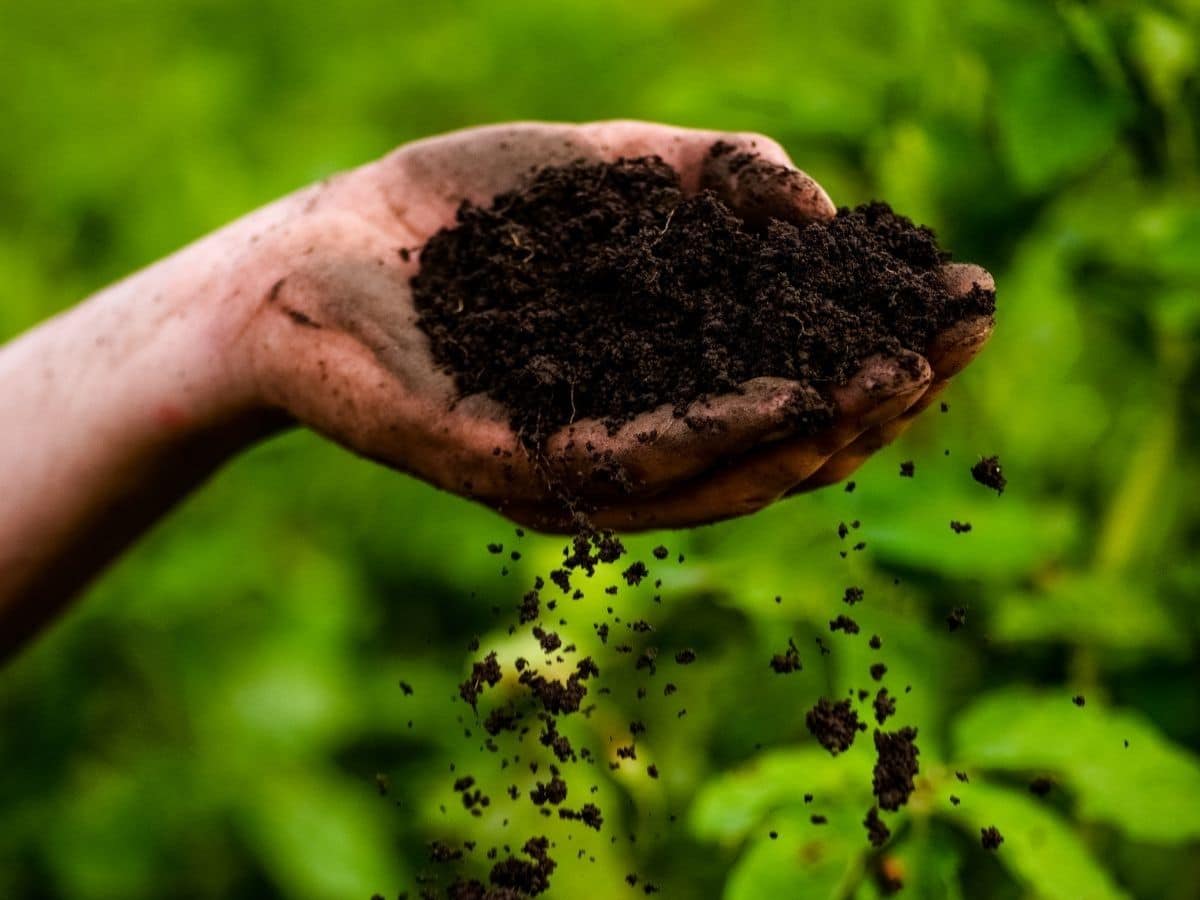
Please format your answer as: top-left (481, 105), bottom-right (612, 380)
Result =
top-left (806, 698), bottom-right (866, 755)
top-left (872, 727), bottom-right (920, 811)
top-left (971, 456), bottom-right (1006, 494)
top-left (863, 806), bottom-right (890, 847)
top-left (980, 826), bottom-right (1004, 851)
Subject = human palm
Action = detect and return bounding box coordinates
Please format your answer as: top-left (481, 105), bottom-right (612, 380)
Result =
top-left (242, 121), bottom-right (994, 531)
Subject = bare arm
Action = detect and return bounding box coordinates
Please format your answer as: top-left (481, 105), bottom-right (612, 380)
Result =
top-left (0, 121), bottom-right (993, 660)
top-left (0, 212), bottom-right (293, 658)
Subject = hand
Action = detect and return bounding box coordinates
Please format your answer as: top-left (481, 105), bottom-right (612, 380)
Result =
top-left (237, 121), bottom-right (994, 532)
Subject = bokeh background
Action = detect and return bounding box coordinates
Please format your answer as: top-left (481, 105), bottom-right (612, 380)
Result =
top-left (2, 1), bottom-right (1199, 897)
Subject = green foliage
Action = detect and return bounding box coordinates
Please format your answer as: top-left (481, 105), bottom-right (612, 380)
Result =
top-left (1, 1), bottom-right (1199, 898)
top-left (942, 781), bottom-right (1129, 900)
top-left (954, 689), bottom-right (1200, 844)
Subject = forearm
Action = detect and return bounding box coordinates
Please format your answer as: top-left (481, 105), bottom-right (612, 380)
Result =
top-left (0, 228), bottom-right (286, 660)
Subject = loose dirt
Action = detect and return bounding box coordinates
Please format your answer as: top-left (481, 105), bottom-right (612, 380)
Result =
top-left (413, 149), bottom-right (994, 446)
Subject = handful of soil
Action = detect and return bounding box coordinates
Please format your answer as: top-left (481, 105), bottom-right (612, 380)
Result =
top-left (412, 145), bottom-right (995, 446)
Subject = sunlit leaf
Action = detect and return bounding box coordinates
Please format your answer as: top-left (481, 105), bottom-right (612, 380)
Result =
top-left (691, 745), bottom-right (874, 844)
top-left (990, 574), bottom-right (1186, 655)
top-left (724, 809), bottom-right (864, 900)
top-left (953, 688), bottom-right (1200, 843)
top-left (941, 780), bottom-right (1127, 900)
top-left (995, 51), bottom-right (1129, 190)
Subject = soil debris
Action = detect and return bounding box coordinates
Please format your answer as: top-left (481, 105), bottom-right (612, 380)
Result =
top-left (863, 806), bottom-right (890, 847)
top-left (980, 826), bottom-right (1004, 851)
top-left (971, 456), bottom-right (1006, 494)
top-left (806, 698), bottom-right (866, 755)
top-left (872, 727), bottom-right (920, 811)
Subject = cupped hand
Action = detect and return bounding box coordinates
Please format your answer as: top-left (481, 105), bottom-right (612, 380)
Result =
top-left (237, 121), bottom-right (994, 532)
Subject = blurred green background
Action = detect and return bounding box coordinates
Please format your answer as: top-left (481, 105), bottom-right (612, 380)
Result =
top-left (2, 1), bottom-right (1199, 897)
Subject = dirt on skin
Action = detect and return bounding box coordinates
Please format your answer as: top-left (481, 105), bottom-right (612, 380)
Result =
top-left (412, 148), bottom-right (995, 446)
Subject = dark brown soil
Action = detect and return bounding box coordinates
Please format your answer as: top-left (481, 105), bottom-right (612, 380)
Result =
top-left (971, 456), bottom-right (1006, 494)
top-left (980, 826), bottom-right (1004, 851)
top-left (863, 806), bottom-right (890, 847)
top-left (873, 689), bottom-right (896, 725)
top-left (806, 698), bottom-right (866, 755)
top-left (1029, 776), bottom-right (1054, 797)
top-left (769, 638), bottom-right (802, 674)
top-left (872, 727), bottom-right (920, 810)
top-left (412, 150), bottom-right (995, 445)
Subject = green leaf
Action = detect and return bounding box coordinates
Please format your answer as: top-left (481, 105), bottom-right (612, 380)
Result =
top-left (857, 475), bottom-right (1079, 580)
top-left (241, 769), bottom-right (407, 900)
top-left (995, 50), bottom-right (1129, 190)
top-left (724, 809), bottom-right (864, 900)
top-left (953, 688), bottom-right (1200, 843)
top-left (1131, 10), bottom-right (1196, 108)
top-left (990, 574), bottom-right (1186, 655)
top-left (691, 745), bottom-right (874, 844)
top-left (942, 780), bottom-right (1128, 900)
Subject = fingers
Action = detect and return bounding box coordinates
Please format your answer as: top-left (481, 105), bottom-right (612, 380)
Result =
top-left (942, 262), bottom-right (995, 297)
top-left (699, 139), bottom-right (836, 227)
top-left (789, 264), bottom-right (996, 494)
top-left (929, 263), bottom-right (995, 378)
top-left (541, 377), bottom-right (828, 498)
top-left (785, 381), bottom-right (950, 495)
top-left (578, 120), bottom-right (835, 226)
top-left (510, 351), bottom-right (932, 532)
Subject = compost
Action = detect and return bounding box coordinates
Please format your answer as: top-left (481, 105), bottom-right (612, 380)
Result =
top-left (412, 146), bottom-right (995, 446)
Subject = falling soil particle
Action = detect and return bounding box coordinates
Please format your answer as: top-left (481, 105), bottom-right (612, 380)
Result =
top-left (806, 698), bottom-right (866, 755)
top-left (1073, 695), bottom-right (1086, 707)
top-left (830, 614), bottom-right (861, 635)
top-left (873, 689), bottom-right (896, 725)
top-left (529, 775), bottom-right (568, 806)
top-left (1029, 777), bottom-right (1053, 797)
top-left (971, 456), bottom-right (1006, 494)
top-left (899, 461), bottom-right (915, 477)
top-left (946, 607), bottom-right (967, 632)
top-left (622, 561), bottom-right (649, 586)
top-left (872, 727), bottom-right (920, 811)
top-left (870, 663), bottom-right (888, 682)
top-left (843, 586), bottom-right (864, 606)
top-left (412, 151), bottom-right (995, 446)
top-left (863, 807), bottom-right (890, 847)
top-left (980, 826), bottom-right (1004, 851)
top-left (674, 649), bottom-right (697, 665)
top-left (770, 638), bottom-right (803, 674)
top-left (459, 653), bottom-right (503, 710)
top-left (950, 520), bottom-right (972, 534)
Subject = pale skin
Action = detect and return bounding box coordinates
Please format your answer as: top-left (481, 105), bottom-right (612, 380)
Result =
top-left (0, 121), bottom-right (994, 661)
